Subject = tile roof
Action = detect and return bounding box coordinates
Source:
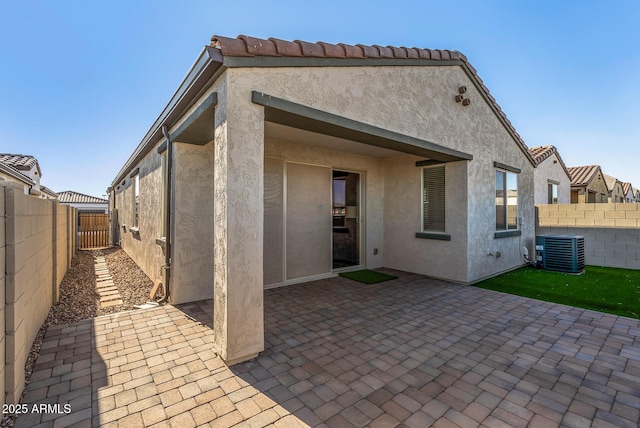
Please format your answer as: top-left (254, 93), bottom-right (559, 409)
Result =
top-left (528, 145), bottom-right (570, 178)
top-left (210, 35), bottom-right (534, 166)
top-left (567, 165), bottom-right (601, 187)
top-left (58, 191), bottom-right (107, 204)
top-left (0, 153), bottom-right (42, 176)
top-left (602, 174), bottom-right (620, 193)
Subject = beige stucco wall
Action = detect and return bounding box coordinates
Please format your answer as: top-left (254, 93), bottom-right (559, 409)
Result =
top-left (171, 141), bottom-right (215, 303)
top-left (608, 181), bottom-right (625, 203)
top-left (114, 148), bottom-right (164, 288)
top-left (263, 138), bottom-right (386, 285)
top-left (383, 157), bottom-right (469, 282)
top-left (212, 74), bottom-right (265, 364)
top-left (225, 64), bottom-right (534, 284)
top-left (574, 173), bottom-right (609, 203)
top-left (534, 154), bottom-right (571, 204)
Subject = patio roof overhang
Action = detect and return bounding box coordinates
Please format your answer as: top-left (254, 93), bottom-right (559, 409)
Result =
top-left (251, 91), bottom-right (473, 163)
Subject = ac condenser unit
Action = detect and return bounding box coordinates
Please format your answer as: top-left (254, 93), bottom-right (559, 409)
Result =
top-left (535, 235), bottom-right (585, 273)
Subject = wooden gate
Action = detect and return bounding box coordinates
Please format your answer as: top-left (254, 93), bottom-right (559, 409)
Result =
top-left (79, 213), bottom-right (110, 248)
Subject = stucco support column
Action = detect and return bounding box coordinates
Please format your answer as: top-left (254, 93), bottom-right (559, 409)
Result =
top-left (212, 85), bottom-right (265, 365)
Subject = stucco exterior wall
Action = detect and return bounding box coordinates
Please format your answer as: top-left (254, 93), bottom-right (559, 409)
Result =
top-left (608, 182), bottom-right (625, 203)
top-left (212, 74), bottom-right (265, 364)
top-left (383, 157), bottom-right (469, 282)
top-left (263, 138), bottom-right (385, 284)
top-left (171, 141), bottom-right (215, 303)
top-left (113, 145), bottom-right (164, 287)
top-left (534, 154), bottom-right (571, 204)
top-left (574, 173), bottom-right (609, 203)
top-left (228, 64), bottom-right (534, 284)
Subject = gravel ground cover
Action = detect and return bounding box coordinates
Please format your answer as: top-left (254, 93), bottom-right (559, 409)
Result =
top-left (1, 246), bottom-right (153, 427)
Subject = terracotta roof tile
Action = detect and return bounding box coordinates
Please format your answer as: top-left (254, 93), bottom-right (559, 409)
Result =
top-left (318, 42), bottom-right (345, 58)
top-left (58, 190), bottom-right (107, 204)
top-left (270, 38), bottom-right (303, 57)
top-left (339, 43), bottom-right (364, 58)
top-left (208, 34), bottom-right (535, 166)
top-left (567, 165), bottom-right (601, 187)
top-left (295, 40), bottom-right (325, 57)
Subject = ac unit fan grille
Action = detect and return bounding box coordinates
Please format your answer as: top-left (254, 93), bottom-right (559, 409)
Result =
top-left (536, 235), bottom-right (585, 273)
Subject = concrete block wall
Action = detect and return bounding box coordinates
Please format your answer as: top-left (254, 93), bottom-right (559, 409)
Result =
top-left (1, 182), bottom-right (77, 404)
top-left (537, 203), bottom-right (640, 270)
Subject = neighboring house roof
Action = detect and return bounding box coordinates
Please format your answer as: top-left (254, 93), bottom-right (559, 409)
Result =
top-left (567, 165), bottom-right (602, 187)
top-left (40, 185), bottom-right (58, 197)
top-left (112, 34), bottom-right (537, 187)
top-left (528, 145), bottom-right (570, 178)
top-left (0, 153), bottom-right (42, 176)
top-left (602, 174), bottom-right (621, 193)
top-left (58, 190), bottom-right (107, 204)
top-left (622, 182), bottom-right (633, 195)
top-left (0, 160), bottom-right (35, 185)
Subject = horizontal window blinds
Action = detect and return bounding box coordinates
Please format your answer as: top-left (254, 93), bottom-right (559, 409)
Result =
top-left (423, 166), bottom-right (445, 232)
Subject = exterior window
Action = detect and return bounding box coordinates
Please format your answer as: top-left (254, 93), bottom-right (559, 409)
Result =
top-left (133, 174), bottom-right (139, 228)
top-left (496, 169), bottom-right (518, 230)
top-left (161, 151), bottom-right (167, 236)
top-left (332, 178), bottom-right (346, 227)
top-left (548, 182), bottom-right (558, 204)
top-left (422, 165), bottom-right (445, 232)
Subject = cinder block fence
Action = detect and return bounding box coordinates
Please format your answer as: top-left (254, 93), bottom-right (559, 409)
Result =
top-left (1, 182), bottom-right (77, 405)
top-left (537, 203), bottom-right (640, 270)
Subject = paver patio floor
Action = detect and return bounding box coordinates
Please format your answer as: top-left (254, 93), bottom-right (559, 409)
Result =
top-left (14, 270), bottom-right (640, 427)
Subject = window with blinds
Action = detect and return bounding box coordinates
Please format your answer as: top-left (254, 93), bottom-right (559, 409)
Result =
top-left (422, 165), bottom-right (445, 232)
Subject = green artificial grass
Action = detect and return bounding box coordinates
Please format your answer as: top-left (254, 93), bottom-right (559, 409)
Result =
top-left (339, 269), bottom-right (398, 284)
top-left (474, 265), bottom-right (640, 319)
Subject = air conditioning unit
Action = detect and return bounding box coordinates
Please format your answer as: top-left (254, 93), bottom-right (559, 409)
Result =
top-left (535, 235), bottom-right (585, 273)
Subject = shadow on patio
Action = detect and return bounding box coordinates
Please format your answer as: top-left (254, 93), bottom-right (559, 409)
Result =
top-left (14, 270), bottom-right (640, 427)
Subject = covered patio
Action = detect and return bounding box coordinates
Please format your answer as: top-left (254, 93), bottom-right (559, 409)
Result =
top-left (15, 271), bottom-right (640, 427)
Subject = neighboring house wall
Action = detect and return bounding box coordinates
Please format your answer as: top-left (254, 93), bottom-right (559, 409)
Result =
top-left (537, 203), bottom-right (640, 269)
top-left (604, 175), bottom-right (625, 203)
top-left (573, 175), bottom-right (609, 203)
top-left (1, 181), bottom-right (77, 405)
top-left (533, 153), bottom-right (571, 204)
top-left (0, 172), bottom-right (32, 195)
top-left (66, 203), bottom-right (108, 213)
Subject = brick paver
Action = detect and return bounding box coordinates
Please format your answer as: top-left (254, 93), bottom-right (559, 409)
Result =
top-left (13, 271), bottom-right (640, 427)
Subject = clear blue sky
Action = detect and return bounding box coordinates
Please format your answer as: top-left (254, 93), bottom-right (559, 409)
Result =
top-left (1, 0), bottom-right (639, 198)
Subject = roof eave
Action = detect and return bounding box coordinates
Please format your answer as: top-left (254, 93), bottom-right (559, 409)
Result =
top-left (111, 46), bottom-right (225, 187)
top-left (0, 162), bottom-right (36, 185)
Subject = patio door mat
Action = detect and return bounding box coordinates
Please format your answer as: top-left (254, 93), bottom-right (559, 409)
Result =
top-left (339, 270), bottom-right (398, 284)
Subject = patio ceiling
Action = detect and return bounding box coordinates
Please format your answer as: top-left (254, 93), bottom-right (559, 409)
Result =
top-left (253, 91), bottom-right (473, 163)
